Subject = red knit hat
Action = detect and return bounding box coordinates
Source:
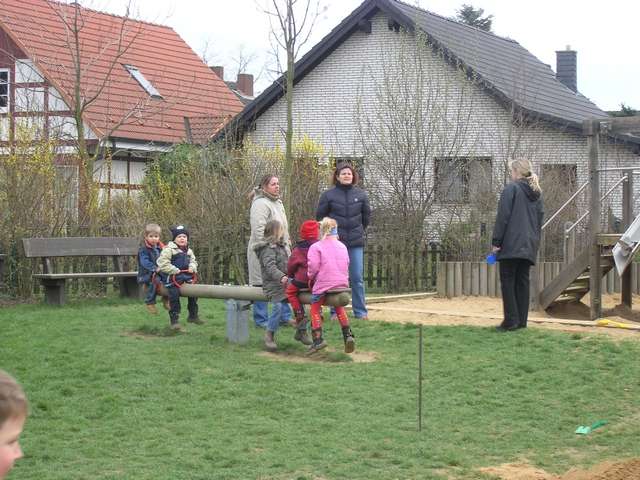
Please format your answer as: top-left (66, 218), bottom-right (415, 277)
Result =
top-left (299, 220), bottom-right (319, 241)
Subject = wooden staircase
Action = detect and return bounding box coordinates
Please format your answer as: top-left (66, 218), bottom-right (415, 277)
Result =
top-left (539, 239), bottom-right (616, 310)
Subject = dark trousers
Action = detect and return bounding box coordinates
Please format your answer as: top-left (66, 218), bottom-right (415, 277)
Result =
top-left (166, 285), bottom-right (198, 322)
top-left (499, 259), bottom-right (531, 328)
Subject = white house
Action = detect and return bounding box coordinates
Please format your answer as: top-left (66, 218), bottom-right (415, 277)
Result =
top-left (229, 0), bottom-right (640, 235)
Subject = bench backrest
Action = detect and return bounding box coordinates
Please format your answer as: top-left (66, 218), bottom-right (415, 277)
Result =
top-left (22, 237), bottom-right (139, 258)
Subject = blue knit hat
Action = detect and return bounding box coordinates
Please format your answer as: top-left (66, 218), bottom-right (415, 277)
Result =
top-left (170, 225), bottom-right (189, 241)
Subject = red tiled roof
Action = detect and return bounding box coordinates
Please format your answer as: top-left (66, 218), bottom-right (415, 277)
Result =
top-left (0, 0), bottom-right (243, 144)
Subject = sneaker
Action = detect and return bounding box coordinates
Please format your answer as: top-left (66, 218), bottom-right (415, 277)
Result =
top-left (187, 316), bottom-right (204, 325)
top-left (294, 328), bottom-right (312, 345)
top-left (307, 338), bottom-right (328, 355)
top-left (264, 331), bottom-right (278, 351)
top-left (145, 304), bottom-right (158, 315)
top-left (355, 316), bottom-right (369, 321)
top-left (170, 323), bottom-right (183, 332)
top-left (162, 297), bottom-right (170, 311)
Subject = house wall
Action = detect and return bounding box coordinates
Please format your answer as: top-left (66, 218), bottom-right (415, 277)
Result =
top-left (247, 13), bottom-right (639, 232)
top-left (0, 25), bottom-right (146, 201)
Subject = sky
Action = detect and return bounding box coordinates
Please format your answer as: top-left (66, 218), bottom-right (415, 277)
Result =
top-left (93, 0), bottom-right (639, 111)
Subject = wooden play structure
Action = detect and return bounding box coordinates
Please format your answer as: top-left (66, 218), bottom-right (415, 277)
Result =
top-left (534, 116), bottom-right (640, 319)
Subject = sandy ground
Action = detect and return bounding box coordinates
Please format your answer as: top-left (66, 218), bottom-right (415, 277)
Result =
top-left (367, 294), bottom-right (640, 339)
top-left (480, 458), bottom-right (640, 480)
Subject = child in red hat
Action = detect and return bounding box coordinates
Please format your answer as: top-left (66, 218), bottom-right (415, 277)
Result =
top-left (285, 220), bottom-right (320, 345)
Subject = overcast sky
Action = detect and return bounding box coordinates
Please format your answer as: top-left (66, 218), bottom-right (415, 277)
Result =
top-left (96, 0), bottom-right (638, 111)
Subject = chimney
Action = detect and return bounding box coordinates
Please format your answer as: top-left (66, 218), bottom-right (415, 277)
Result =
top-left (556, 45), bottom-right (577, 92)
top-left (236, 73), bottom-right (254, 98)
top-left (210, 66), bottom-right (224, 80)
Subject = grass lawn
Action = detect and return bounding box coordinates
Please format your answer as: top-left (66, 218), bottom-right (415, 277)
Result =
top-left (1, 297), bottom-right (640, 479)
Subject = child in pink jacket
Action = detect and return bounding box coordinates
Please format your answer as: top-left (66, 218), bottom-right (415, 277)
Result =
top-left (307, 217), bottom-right (355, 354)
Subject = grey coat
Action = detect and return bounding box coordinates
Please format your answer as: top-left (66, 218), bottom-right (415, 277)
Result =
top-left (247, 190), bottom-right (291, 286)
top-left (492, 180), bottom-right (544, 265)
top-left (253, 240), bottom-right (288, 302)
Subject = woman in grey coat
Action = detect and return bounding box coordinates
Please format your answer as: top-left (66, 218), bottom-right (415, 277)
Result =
top-left (492, 159), bottom-right (544, 331)
top-left (247, 174), bottom-right (292, 327)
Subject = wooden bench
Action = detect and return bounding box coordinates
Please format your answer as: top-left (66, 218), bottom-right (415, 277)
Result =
top-left (22, 237), bottom-right (141, 305)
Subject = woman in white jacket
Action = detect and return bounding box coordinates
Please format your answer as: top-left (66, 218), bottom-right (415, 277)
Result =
top-left (247, 174), bottom-right (292, 327)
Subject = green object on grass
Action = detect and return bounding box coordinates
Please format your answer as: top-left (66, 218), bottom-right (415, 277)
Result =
top-left (575, 420), bottom-right (607, 435)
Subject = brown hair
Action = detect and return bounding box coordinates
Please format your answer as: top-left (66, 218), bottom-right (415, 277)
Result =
top-left (319, 217), bottom-right (338, 240)
top-left (510, 159), bottom-right (541, 193)
top-left (263, 219), bottom-right (284, 244)
top-left (0, 370), bottom-right (28, 425)
top-left (249, 174), bottom-right (279, 201)
top-left (144, 223), bottom-right (161, 236)
top-left (332, 162), bottom-right (359, 186)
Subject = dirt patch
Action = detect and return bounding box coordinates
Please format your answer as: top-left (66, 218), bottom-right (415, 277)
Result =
top-left (480, 463), bottom-right (554, 480)
top-left (123, 325), bottom-right (183, 338)
top-left (480, 459), bottom-right (640, 480)
top-left (367, 295), bottom-right (640, 339)
top-left (257, 349), bottom-right (378, 364)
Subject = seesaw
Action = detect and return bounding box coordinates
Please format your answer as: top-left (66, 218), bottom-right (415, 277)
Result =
top-left (156, 283), bottom-right (350, 307)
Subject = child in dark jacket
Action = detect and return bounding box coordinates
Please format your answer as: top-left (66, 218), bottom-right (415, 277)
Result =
top-left (285, 220), bottom-right (319, 346)
top-left (157, 225), bottom-right (202, 331)
top-left (137, 223), bottom-right (166, 314)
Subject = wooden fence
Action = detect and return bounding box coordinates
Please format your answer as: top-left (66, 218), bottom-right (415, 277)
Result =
top-left (437, 261), bottom-right (640, 298)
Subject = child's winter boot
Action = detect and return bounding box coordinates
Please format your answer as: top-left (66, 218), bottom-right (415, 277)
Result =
top-left (145, 303), bottom-right (158, 314)
top-left (342, 326), bottom-right (356, 353)
top-left (187, 315), bottom-right (204, 325)
top-left (264, 331), bottom-right (278, 351)
top-left (307, 328), bottom-right (327, 354)
top-left (169, 313), bottom-right (183, 331)
top-left (293, 309), bottom-right (312, 345)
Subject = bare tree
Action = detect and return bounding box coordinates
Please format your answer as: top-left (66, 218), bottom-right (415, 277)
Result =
top-left (0, 1), bottom-right (201, 226)
top-left (260, 0), bottom-right (324, 212)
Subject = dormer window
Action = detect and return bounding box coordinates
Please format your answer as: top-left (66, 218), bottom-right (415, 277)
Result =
top-left (123, 64), bottom-right (162, 99)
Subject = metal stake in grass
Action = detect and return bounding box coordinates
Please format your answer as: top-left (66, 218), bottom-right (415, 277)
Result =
top-left (418, 324), bottom-right (424, 432)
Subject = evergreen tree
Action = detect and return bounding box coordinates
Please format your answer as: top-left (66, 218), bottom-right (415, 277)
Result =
top-left (455, 4), bottom-right (493, 32)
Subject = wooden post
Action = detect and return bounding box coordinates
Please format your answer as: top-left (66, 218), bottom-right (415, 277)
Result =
top-left (586, 119), bottom-right (602, 320)
top-left (417, 325), bottom-right (423, 432)
top-left (621, 170), bottom-right (633, 308)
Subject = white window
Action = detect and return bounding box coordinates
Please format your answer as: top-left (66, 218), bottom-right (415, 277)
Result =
top-left (15, 87), bottom-right (45, 112)
top-left (129, 161), bottom-right (146, 185)
top-left (435, 157), bottom-right (493, 203)
top-left (0, 117), bottom-right (9, 141)
top-left (15, 59), bottom-right (43, 84)
top-left (123, 64), bottom-right (162, 99)
top-left (14, 116), bottom-right (45, 141)
top-left (0, 69), bottom-right (9, 112)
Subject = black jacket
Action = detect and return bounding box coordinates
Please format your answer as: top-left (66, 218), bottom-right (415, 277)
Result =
top-left (316, 184), bottom-right (371, 248)
top-left (492, 180), bottom-right (544, 265)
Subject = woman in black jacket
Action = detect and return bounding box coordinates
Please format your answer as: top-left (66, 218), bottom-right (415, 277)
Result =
top-left (492, 159), bottom-right (544, 331)
top-left (316, 162), bottom-right (371, 319)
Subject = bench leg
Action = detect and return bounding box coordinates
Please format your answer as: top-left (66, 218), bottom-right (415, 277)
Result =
top-left (41, 279), bottom-right (66, 305)
top-left (120, 277), bottom-right (142, 299)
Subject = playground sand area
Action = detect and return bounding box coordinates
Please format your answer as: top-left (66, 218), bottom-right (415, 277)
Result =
top-left (479, 458), bottom-right (640, 480)
top-left (367, 294), bottom-right (640, 339)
